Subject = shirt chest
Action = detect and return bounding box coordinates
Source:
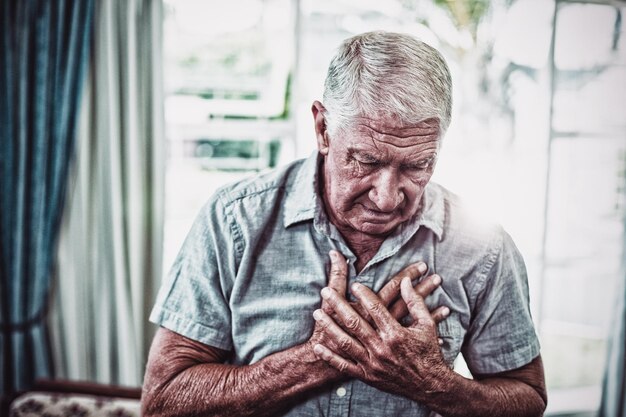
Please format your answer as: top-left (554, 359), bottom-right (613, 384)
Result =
top-left (227, 223), bottom-right (468, 368)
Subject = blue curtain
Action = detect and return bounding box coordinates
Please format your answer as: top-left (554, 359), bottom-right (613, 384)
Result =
top-left (0, 0), bottom-right (93, 396)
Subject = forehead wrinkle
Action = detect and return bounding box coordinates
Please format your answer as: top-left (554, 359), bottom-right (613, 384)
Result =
top-left (353, 124), bottom-right (440, 149)
top-left (350, 141), bottom-right (438, 162)
top-left (353, 117), bottom-right (440, 137)
top-left (373, 135), bottom-right (439, 149)
top-left (364, 124), bottom-right (439, 139)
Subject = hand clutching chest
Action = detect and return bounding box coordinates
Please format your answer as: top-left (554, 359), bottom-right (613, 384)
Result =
top-left (309, 251), bottom-right (455, 402)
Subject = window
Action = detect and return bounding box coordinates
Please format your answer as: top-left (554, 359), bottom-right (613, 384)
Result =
top-left (162, 0), bottom-right (296, 269)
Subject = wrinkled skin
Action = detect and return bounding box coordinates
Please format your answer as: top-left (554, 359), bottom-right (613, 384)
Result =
top-left (313, 101), bottom-right (440, 268)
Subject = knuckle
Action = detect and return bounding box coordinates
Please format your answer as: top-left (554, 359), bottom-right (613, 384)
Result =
top-left (405, 298), bottom-right (419, 311)
top-left (345, 316), bottom-right (361, 332)
top-left (337, 360), bottom-right (349, 373)
top-left (387, 278), bottom-right (401, 292)
top-left (368, 301), bottom-right (383, 314)
top-left (330, 264), bottom-right (345, 276)
top-left (316, 318), bottom-right (329, 330)
top-left (338, 337), bottom-right (353, 352)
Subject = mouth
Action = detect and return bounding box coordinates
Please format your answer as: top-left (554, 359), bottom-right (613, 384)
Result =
top-left (360, 206), bottom-right (399, 223)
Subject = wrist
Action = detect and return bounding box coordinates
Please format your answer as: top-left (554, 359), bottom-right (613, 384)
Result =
top-left (416, 361), bottom-right (458, 403)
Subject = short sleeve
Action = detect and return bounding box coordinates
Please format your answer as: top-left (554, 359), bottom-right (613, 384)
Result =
top-left (149, 192), bottom-right (240, 350)
top-left (461, 228), bottom-right (540, 375)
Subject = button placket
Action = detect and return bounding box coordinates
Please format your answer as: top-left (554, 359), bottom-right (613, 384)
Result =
top-left (328, 381), bottom-right (352, 416)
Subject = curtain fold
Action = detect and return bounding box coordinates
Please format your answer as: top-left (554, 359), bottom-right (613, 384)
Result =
top-left (0, 0), bottom-right (94, 397)
top-left (49, 0), bottom-right (164, 387)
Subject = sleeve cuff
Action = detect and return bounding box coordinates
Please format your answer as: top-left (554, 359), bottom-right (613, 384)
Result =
top-left (149, 306), bottom-right (233, 351)
top-left (464, 338), bottom-right (541, 375)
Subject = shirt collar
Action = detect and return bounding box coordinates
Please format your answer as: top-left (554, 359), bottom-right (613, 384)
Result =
top-left (283, 152), bottom-right (320, 227)
top-left (284, 151), bottom-right (445, 241)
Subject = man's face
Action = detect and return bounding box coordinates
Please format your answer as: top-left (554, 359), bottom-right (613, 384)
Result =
top-left (314, 103), bottom-right (441, 238)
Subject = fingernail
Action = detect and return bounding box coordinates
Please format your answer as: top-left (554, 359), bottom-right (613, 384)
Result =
top-left (321, 287), bottom-right (330, 299)
top-left (442, 306), bottom-right (450, 317)
top-left (418, 263), bottom-right (427, 274)
top-left (438, 338), bottom-right (444, 346)
top-left (329, 250), bottom-right (337, 259)
top-left (313, 309), bottom-right (323, 320)
top-left (313, 344), bottom-right (324, 354)
top-left (351, 282), bottom-right (361, 292)
top-left (432, 274), bottom-right (441, 285)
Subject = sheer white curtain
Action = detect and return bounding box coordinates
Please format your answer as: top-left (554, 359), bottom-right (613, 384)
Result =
top-left (50, 0), bottom-right (164, 386)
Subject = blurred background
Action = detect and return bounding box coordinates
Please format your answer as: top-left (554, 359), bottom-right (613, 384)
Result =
top-left (2, 0), bottom-right (624, 416)
top-left (160, 0), bottom-right (626, 414)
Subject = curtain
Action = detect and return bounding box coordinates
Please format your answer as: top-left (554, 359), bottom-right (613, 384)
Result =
top-left (0, 0), bottom-right (93, 396)
top-left (49, 0), bottom-right (164, 386)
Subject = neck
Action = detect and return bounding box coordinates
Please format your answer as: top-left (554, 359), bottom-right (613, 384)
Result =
top-left (340, 229), bottom-right (385, 273)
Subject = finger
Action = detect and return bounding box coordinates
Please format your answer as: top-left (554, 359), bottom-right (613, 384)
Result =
top-left (313, 309), bottom-right (367, 361)
top-left (327, 250), bottom-right (348, 296)
top-left (400, 277), bottom-right (434, 326)
top-left (323, 250), bottom-right (348, 314)
top-left (388, 273), bottom-right (442, 321)
top-left (350, 282), bottom-right (398, 334)
top-left (414, 273), bottom-right (442, 299)
top-left (351, 301), bottom-right (370, 323)
top-left (313, 343), bottom-right (362, 377)
top-left (388, 298), bottom-right (408, 321)
top-left (377, 262), bottom-right (428, 307)
top-left (321, 287), bottom-right (379, 344)
top-left (430, 305), bottom-right (450, 324)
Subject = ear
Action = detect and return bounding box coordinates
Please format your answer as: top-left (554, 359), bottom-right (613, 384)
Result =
top-left (311, 100), bottom-right (329, 155)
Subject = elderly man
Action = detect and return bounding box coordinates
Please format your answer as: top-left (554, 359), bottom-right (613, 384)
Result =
top-left (142, 31), bottom-right (546, 416)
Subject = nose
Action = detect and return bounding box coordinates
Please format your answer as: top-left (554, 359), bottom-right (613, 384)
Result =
top-left (368, 169), bottom-right (404, 212)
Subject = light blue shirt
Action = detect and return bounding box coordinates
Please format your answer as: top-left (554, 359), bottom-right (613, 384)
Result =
top-left (150, 152), bottom-right (540, 416)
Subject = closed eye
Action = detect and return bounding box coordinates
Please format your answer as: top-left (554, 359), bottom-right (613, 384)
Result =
top-left (403, 157), bottom-right (435, 171)
top-left (359, 158), bottom-right (381, 166)
top-left (349, 151), bottom-right (382, 166)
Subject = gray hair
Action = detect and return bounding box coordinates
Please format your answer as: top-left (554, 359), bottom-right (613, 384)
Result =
top-left (322, 31), bottom-right (452, 137)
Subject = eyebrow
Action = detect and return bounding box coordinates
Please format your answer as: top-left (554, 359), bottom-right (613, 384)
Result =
top-left (347, 148), bottom-right (382, 161)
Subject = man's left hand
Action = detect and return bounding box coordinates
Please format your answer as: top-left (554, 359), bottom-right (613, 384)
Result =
top-left (312, 277), bottom-right (453, 399)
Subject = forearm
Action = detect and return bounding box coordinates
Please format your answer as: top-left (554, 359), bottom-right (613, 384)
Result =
top-left (143, 343), bottom-right (338, 417)
top-left (417, 368), bottom-right (547, 417)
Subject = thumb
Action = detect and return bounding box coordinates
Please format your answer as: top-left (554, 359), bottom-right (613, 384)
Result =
top-left (400, 277), bottom-right (433, 327)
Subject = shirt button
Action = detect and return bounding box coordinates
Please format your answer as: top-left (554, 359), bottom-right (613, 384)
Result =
top-left (336, 386), bottom-right (347, 397)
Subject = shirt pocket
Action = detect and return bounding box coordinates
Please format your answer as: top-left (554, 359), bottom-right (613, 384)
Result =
top-left (436, 314), bottom-right (464, 368)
